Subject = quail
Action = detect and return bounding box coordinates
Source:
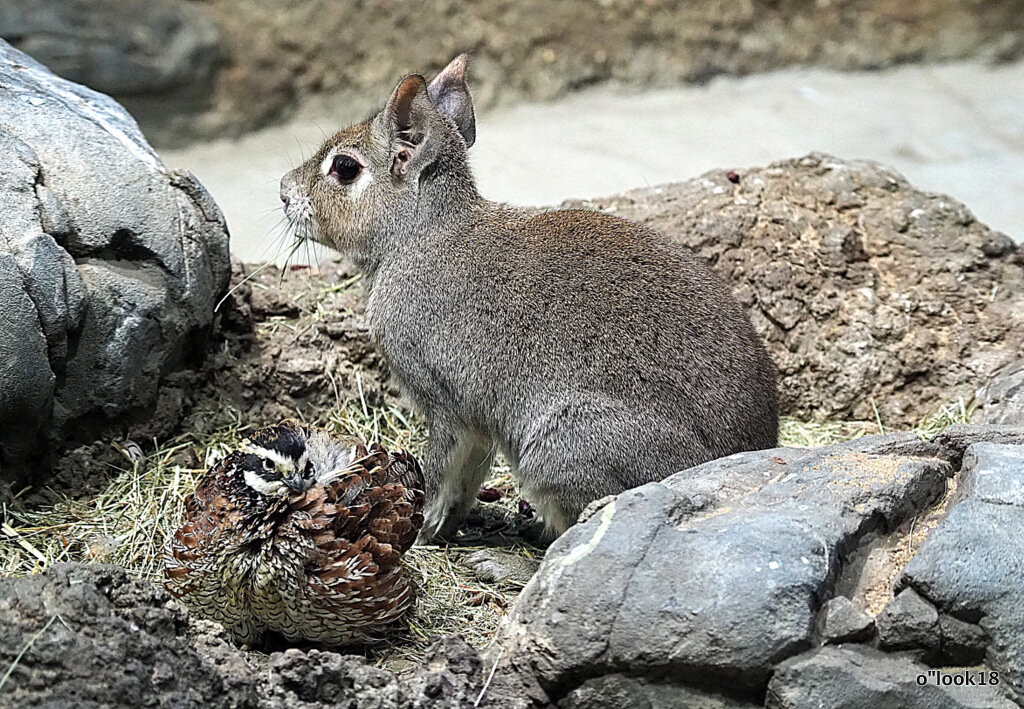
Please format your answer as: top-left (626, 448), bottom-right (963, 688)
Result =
top-left (165, 420), bottom-right (424, 646)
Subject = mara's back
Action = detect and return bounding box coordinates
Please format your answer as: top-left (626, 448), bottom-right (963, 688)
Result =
top-left (374, 205), bottom-right (778, 460)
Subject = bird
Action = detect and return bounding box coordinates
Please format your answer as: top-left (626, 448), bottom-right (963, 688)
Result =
top-left (164, 420), bottom-right (424, 646)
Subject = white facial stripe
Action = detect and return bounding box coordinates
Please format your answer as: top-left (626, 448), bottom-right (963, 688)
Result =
top-left (320, 153), bottom-right (335, 176)
top-left (242, 468), bottom-right (287, 496)
top-left (242, 443), bottom-right (296, 473)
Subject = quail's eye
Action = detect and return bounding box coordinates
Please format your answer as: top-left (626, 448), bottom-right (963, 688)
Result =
top-left (262, 459), bottom-right (275, 472)
top-left (330, 154), bottom-right (361, 183)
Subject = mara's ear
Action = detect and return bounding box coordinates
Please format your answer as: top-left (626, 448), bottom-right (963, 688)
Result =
top-left (427, 54), bottom-right (476, 148)
top-left (384, 74), bottom-right (438, 182)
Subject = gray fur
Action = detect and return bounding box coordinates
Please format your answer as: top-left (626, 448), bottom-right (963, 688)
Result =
top-left (280, 55), bottom-right (779, 540)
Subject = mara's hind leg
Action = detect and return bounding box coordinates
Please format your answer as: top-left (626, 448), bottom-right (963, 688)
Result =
top-left (419, 421), bottom-right (495, 542)
top-left (514, 397), bottom-right (685, 537)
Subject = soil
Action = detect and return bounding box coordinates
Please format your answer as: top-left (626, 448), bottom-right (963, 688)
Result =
top-left (19, 257), bottom-right (391, 502)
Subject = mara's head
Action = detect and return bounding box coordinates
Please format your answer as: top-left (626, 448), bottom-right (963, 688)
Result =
top-left (280, 54), bottom-right (477, 257)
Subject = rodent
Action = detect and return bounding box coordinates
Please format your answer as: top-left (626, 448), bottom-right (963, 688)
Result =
top-left (280, 54), bottom-right (778, 540)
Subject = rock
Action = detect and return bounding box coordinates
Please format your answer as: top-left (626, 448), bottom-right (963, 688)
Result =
top-left (976, 359), bottom-right (1024, 425)
top-left (0, 0), bottom-right (220, 95)
top-left (900, 442), bottom-right (1024, 703)
top-left (491, 426), bottom-right (1024, 706)
top-left (938, 613), bottom-right (988, 667)
top-left (580, 154), bottom-right (1024, 425)
top-left (0, 39), bottom-right (230, 482)
top-left (492, 441), bottom-right (952, 701)
top-left (257, 638), bottom-right (484, 709)
top-left (0, 563), bottom-right (245, 707)
top-left (767, 645), bottom-right (1015, 709)
top-left (465, 549), bottom-right (542, 586)
top-left (876, 588), bottom-right (940, 653)
top-left (818, 596), bottom-right (875, 645)
top-left (0, 563), bottom-right (488, 709)
top-left (560, 675), bottom-right (755, 709)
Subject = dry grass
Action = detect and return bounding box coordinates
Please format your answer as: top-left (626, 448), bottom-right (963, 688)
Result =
top-left (0, 392), bottom-right (974, 668)
top-left (0, 399), bottom-right (539, 669)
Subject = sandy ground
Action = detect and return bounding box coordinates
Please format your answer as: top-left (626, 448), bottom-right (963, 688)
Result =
top-left (162, 61), bottom-right (1024, 263)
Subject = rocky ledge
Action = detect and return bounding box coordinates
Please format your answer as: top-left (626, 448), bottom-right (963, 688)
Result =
top-left (489, 424), bottom-right (1024, 708)
top-left (3, 424), bottom-right (1024, 708)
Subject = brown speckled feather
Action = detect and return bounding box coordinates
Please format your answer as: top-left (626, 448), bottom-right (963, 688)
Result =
top-left (164, 423), bottom-right (424, 646)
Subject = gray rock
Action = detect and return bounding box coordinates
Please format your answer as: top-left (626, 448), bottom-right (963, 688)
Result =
top-left (0, 0), bottom-right (220, 96)
top-left (877, 588), bottom-right (940, 653)
top-left (976, 359), bottom-right (1024, 426)
top-left (767, 645), bottom-right (1015, 709)
top-left (901, 442), bottom-right (1024, 703)
top-left (0, 563), bottom-right (489, 709)
top-left (465, 549), bottom-right (542, 586)
top-left (559, 675), bottom-right (754, 709)
top-left (0, 39), bottom-right (230, 482)
top-left (938, 613), bottom-right (988, 667)
top-left (0, 563), bottom-right (243, 707)
top-left (493, 442), bottom-right (951, 700)
top-left (818, 596), bottom-right (875, 645)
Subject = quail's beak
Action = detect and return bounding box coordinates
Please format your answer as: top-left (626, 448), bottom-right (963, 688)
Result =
top-left (283, 475), bottom-right (305, 493)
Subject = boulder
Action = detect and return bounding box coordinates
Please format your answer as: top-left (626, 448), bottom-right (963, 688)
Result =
top-left (900, 442), bottom-right (1024, 703)
top-left (767, 645), bottom-right (1014, 709)
top-left (490, 426), bottom-right (1024, 707)
top-left (0, 40), bottom-right (230, 482)
top-left (975, 358), bottom-right (1024, 425)
top-left (575, 154), bottom-right (1024, 425)
top-left (876, 588), bottom-right (940, 653)
top-left (0, 0), bottom-right (220, 95)
top-left (817, 596), bottom-right (875, 645)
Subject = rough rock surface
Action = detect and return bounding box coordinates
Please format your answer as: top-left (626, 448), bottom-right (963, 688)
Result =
top-left (817, 596), bottom-right (875, 645)
top-left (975, 358), bottom-right (1024, 425)
top-left (0, 563), bottom-right (489, 709)
top-left (767, 645), bottom-right (1015, 709)
top-left (4, 0), bottom-right (1023, 145)
top-left (0, 40), bottom-right (230, 482)
top-left (877, 587), bottom-right (941, 653)
top-left (0, 563), bottom-right (241, 707)
top-left (575, 154), bottom-right (1024, 424)
top-left (489, 425), bottom-right (1024, 707)
top-left (900, 442), bottom-right (1024, 703)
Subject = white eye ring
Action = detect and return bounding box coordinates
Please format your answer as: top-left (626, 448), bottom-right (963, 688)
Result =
top-left (321, 149), bottom-right (365, 176)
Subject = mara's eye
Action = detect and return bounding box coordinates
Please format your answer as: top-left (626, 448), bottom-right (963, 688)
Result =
top-left (330, 154), bottom-right (361, 183)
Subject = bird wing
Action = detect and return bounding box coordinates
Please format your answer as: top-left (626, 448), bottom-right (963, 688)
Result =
top-left (164, 458), bottom-right (242, 594)
top-left (297, 447), bottom-right (424, 627)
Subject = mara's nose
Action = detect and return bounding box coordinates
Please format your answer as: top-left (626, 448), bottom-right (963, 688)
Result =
top-left (279, 172), bottom-right (296, 208)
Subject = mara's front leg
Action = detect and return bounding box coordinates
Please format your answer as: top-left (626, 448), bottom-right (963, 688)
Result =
top-left (419, 420), bottom-right (495, 542)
